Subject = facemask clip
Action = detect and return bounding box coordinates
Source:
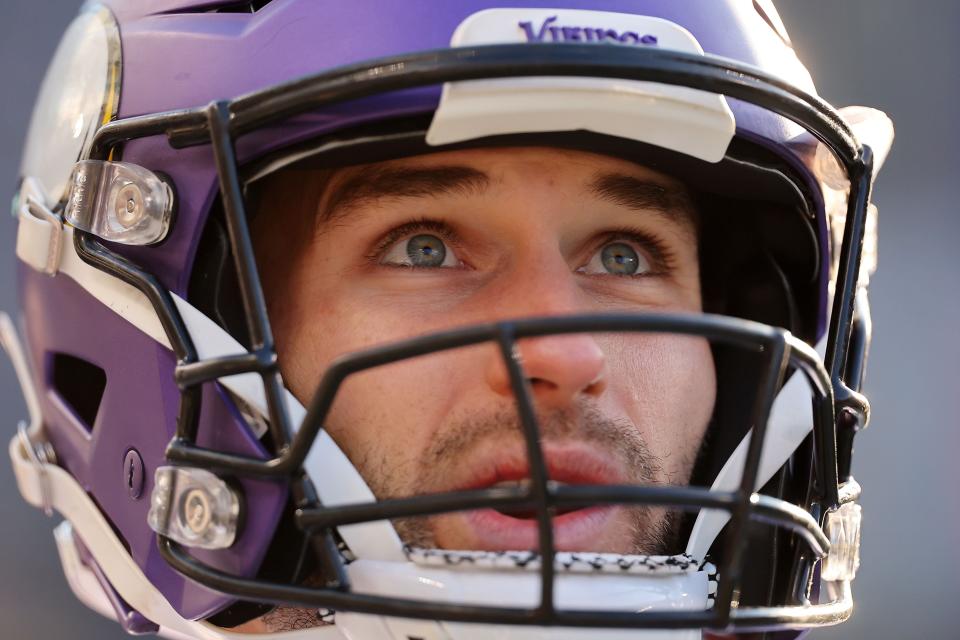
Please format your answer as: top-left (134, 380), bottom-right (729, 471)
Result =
top-left (65, 160), bottom-right (174, 245)
top-left (147, 466), bottom-right (241, 550)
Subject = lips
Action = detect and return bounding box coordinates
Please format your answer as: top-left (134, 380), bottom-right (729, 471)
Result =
top-left (430, 443), bottom-right (636, 552)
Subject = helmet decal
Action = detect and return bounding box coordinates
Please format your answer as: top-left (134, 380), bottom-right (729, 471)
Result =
top-left (427, 9), bottom-right (736, 161)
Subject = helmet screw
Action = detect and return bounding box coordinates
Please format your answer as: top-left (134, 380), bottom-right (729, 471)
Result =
top-left (114, 183), bottom-right (144, 228)
top-left (183, 488), bottom-right (213, 534)
top-left (123, 448), bottom-right (145, 499)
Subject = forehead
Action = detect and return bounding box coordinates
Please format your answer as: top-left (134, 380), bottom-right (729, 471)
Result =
top-left (330, 146), bottom-right (690, 196)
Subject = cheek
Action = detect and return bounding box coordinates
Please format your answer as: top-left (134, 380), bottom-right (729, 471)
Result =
top-left (273, 246), bottom-right (489, 497)
top-left (276, 280), bottom-right (415, 400)
top-left (294, 333), bottom-right (482, 498)
top-left (604, 334), bottom-right (716, 480)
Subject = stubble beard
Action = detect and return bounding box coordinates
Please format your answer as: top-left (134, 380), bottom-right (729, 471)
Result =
top-left (361, 402), bottom-right (689, 556)
top-left (248, 403), bottom-right (692, 633)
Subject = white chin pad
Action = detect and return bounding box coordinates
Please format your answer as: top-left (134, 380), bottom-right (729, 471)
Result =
top-left (346, 550), bottom-right (711, 640)
top-left (426, 8), bottom-right (736, 163)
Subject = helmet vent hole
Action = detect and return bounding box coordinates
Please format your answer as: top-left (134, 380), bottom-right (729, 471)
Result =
top-left (167, 1), bottom-right (275, 14)
top-left (50, 353), bottom-right (107, 432)
top-left (211, 0), bottom-right (275, 13)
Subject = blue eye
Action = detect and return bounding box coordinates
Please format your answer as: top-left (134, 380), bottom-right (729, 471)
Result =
top-left (601, 242), bottom-right (640, 275)
top-left (581, 241), bottom-right (651, 276)
top-left (406, 234), bottom-right (446, 266)
top-left (381, 232), bottom-right (460, 268)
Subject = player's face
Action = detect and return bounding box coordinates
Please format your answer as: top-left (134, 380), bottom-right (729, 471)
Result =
top-left (253, 147), bottom-right (715, 556)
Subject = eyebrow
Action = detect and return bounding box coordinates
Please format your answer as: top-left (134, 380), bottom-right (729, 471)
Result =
top-left (317, 163), bottom-right (696, 232)
top-left (318, 165), bottom-right (490, 226)
top-left (588, 171), bottom-right (698, 232)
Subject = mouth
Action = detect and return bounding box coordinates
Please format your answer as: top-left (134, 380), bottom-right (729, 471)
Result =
top-left (430, 444), bottom-right (639, 553)
top-left (481, 478), bottom-right (596, 519)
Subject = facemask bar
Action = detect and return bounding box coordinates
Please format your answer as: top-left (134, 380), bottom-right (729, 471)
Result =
top-left (73, 43), bottom-right (874, 631)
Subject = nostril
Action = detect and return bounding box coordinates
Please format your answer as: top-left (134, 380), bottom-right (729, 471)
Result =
top-left (485, 336), bottom-right (607, 400)
top-left (585, 371), bottom-right (607, 395)
top-left (527, 377), bottom-right (558, 391)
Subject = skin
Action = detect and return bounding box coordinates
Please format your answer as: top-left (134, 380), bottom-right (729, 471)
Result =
top-left (233, 147), bottom-right (716, 632)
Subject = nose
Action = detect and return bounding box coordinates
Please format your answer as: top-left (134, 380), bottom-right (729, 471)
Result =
top-left (480, 234), bottom-right (608, 406)
top-left (485, 332), bottom-right (607, 407)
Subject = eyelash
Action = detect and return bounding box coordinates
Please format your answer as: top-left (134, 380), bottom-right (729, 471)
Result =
top-left (368, 218), bottom-right (463, 266)
top-left (369, 218), bottom-right (676, 275)
top-left (589, 226), bottom-right (676, 276)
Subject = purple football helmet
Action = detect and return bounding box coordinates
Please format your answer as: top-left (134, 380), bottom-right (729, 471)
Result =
top-left (6, 1), bottom-right (893, 638)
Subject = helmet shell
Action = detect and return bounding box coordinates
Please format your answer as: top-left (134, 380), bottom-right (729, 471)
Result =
top-left (20, 0), bottom-right (832, 621)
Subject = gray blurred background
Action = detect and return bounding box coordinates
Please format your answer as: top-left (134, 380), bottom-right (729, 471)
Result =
top-left (0, 1), bottom-right (957, 637)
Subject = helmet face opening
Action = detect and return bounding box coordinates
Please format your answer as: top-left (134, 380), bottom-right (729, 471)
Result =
top-left (8, 3), bottom-right (885, 638)
top-left (230, 122), bottom-right (824, 342)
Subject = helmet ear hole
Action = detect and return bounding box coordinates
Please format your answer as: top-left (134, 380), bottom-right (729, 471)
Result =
top-left (49, 352), bottom-right (107, 431)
